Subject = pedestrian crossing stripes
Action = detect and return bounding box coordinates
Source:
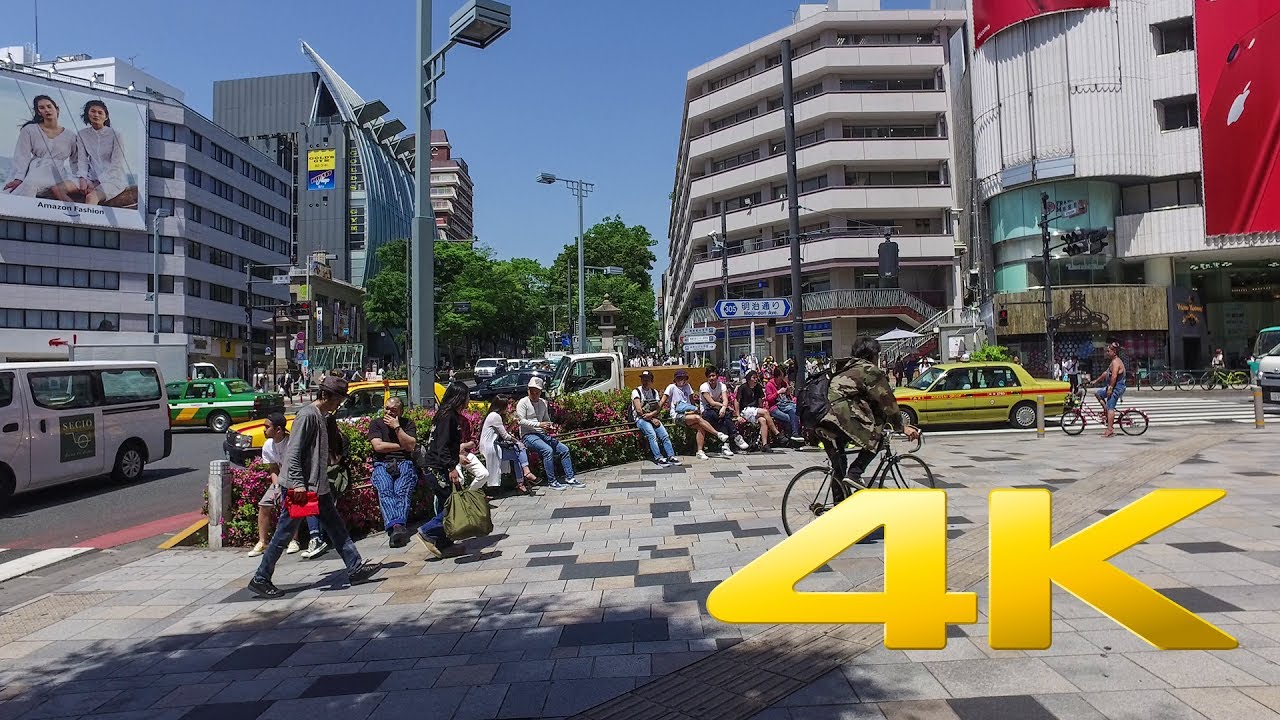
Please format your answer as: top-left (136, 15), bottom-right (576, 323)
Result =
top-left (926, 394), bottom-right (1266, 437)
top-left (0, 548), bottom-right (94, 583)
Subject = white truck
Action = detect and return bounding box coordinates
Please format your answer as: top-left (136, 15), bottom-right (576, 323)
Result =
top-left (68, 342), bottom-right (221, 385)
top-left (546, 352), bottom-right (699, 398)
top-left (1259, 350), bottom-right (1280, 407)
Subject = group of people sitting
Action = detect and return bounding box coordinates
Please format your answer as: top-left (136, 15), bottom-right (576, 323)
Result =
top-left (631, 364), bottom-right (808, 466)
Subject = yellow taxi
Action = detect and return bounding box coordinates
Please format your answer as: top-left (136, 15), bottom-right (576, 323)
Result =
top-left (222, 379), bottom-right (444, 465)
top-left (893, 362), bottom-right (1070, 429)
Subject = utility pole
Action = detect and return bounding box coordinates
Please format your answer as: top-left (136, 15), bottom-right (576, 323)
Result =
top-left (410, 0), bottom-right (437, 408)
top-left (1039, 192), bottom-right (1056, 369)
top-left (781, 37), bottom-right (805, 387)
top-left (720, 205), bottom-right (729, 368)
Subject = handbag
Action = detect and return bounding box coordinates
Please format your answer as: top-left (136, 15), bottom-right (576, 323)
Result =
top-left (286, 490), bottom-right (320, 518)
top-left (443, 486), bottom-right (493, 539)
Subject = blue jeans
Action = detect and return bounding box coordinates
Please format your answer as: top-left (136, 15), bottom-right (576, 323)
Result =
top-left (636, 418), bottom-right (674, 460)
top-left (523, 432), bottom-right (575, 484)
top-left (771, 400), bottom-right (800, 436)
top-left (702, 407), bottom-right (736, 437)
top-left (500, 443), bottom-right (531, 471)
top-left (370, 459), bottom-right (418, 530)
top-left (254, 492), bottom-right (362, 583)
top-left (672, 400), bottom-right (699, 416)
top-left (417, 467), bottom-right (455, 549)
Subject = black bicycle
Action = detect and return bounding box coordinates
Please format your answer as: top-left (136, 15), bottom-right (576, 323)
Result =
top-left (780, 427), bottom-right (934, 536)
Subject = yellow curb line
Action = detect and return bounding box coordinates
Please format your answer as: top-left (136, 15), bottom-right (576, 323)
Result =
top-left (158, 518), bottom-right (208, 549)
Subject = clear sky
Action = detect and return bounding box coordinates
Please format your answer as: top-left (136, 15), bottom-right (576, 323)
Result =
top-left (6, 0), bottom-right (929, 282)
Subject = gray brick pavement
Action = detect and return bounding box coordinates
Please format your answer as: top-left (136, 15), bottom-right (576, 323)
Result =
top-left (0, 429), bottom-right (1277, 719)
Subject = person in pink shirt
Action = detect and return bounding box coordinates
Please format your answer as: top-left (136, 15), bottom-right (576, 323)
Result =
top-left (765, 365), bottom-right (805, 444)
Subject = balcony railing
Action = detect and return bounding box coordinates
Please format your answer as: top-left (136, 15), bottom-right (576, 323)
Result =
top-left (686, 288), bottom-right (942, 326)
top-left (691, 228), bottom-right (947, 263)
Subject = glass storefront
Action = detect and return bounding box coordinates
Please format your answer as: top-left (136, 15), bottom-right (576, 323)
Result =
top-left (988, 181), bottom-right (1121, 292)
top-left (1176, 260), bottom-right (1280, 364)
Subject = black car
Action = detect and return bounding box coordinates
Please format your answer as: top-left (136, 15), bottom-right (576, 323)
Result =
top-left (469, 369), bottom-right (553, 400)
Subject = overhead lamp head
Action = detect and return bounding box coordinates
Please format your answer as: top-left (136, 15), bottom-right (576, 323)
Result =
top-left (603, 266), bottom-right (625, 276)
top-left (536, 172), bottom-right (557, 184)
top-left (449, 0), bottom-right (512, 49)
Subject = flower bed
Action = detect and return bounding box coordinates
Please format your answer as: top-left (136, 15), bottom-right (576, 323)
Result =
top-left (213, 390), bottom-right (701, 547)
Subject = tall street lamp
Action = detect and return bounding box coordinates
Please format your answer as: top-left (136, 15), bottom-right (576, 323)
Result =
top-left (150, 208), bottom-right (170, 345)
top-left (411, 0), bottom-right (511, 409)
top-left (537, 172), bottom-right (594, 354)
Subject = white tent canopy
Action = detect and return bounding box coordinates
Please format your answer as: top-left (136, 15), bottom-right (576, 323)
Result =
top-left (876, 328), bottom-right (923, 342)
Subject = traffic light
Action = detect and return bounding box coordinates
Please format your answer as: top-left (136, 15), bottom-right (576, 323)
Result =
top-left (1086, 228), bottom-right (1109, 255)
top-left (998, 307), bottom-right (1009, 327)
top-left (1061, 230), bottom-right (1085, 256)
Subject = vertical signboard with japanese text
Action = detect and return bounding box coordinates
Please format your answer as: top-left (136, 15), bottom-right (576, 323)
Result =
top-left (0, 72), bottom-right (149, 230)
top-left (1196, 1), bottom-right (1280, 236)
top-left (306, 148), bottom-right (335, 191)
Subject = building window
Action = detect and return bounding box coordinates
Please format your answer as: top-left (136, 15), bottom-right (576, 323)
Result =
top-left (840, 77), bottom-right (937, 92)
top-left (1, 220), bottom-right (118, 249)
top-left (1155, 19), bottom-right (1194, 54)
top-left (211, 144), bottom-right (236, 168)
top-left (708, 106), bottom-right (758, 133)
top-left (143, 315), bottom-right (175, 334)
top-left (843, 123), bottom-right (940, 138)
top-left (188, 316), bottom-right (203, 334)
top-left (187, 278), bottom-right (203, 298)
top-left (1, 263), bottom-right (118, 290)
top-left (186, 166), bottom-right (204, 188)
top-left (148, 158), bottom-right (176, 179)
top-left (148, 121), bottom-right (177, 141)
top-left (208, 320), bottom-right (235, 339)
top-left (711, 148), bottom-right (761, 173)
top-left (207, 211), bottom-right (234, 235)
top-left (846, 169), bottom-right (942, 186)
top-left (185, 239), bottom-right (203, 260)
top-left (709, 66), bottom-right (752, 92)
top-left (188, 130), bottom-right (204, 152)
top-left (771, 184), bottom-right (788, 201)
top-left (767, 83), bottom-right (823, 112)
top-left (146, 275), bottom-right (176, 294)
top-left (209, 284), bottom-right (234, 304)
top-left (208, 247), bottom-right (234, 269)
top-left (712, 192), bottom-right (763, 214)
top-left (836, 32), bottom-right (936, 46)
top-left (0, 308), bottom-right (118, 331)
top-left (209, 177), bottom-right (235, 202)
top-left (186, 202), bottom-right (202, 223)
top-left (798, 174), bottom-right (829, 194)
top-left (153, 197), bottom-right (177, 216)
top-left (147, 235), bottom-right (175, 254)
top-left (1159, 96), bottom-right (1198, 130)
top-left (1121, 177), bottom-right (1201, 213)
top-left (770, 128), bottom-right (826, 155)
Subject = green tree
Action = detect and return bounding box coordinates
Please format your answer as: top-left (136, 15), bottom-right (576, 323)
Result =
top-left (970, 343), bottom-right (1014, 362)
top-left (548, 215), bottom-right (659, 347)
top-left (363, 238), bottom-right (409, 350)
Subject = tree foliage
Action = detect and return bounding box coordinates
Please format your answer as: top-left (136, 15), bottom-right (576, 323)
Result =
top-left (969, 343), bottom-right (1014, 362)
top-left (363, 239), bottom-right (409, 348)
top-left (548, 215), bottom-right (659, 347)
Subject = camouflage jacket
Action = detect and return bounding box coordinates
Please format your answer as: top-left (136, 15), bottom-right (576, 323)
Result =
top-left (819, 357), bottom-right (905, 452)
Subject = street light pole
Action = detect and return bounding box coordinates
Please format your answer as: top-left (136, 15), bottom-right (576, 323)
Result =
top-left (151, 208), bottom-right (169, 345)
top-left (410, 0), bottom-right (437, 409)
top-left (781, 37), bottom-right (804, 388)
top-left (1039, 192), bottom-right (1056, 370)
top-left (719, 205), bottom-right (729, 367)
top-left (536, 173), bottom-right (593, 354)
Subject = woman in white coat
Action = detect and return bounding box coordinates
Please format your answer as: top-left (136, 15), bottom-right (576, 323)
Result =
top-left (479, 395), bottom-right (538, 495)
top-left (75, 100), bottom-right (130, 205)
top-left (3, 95), bottom-right (80, 200)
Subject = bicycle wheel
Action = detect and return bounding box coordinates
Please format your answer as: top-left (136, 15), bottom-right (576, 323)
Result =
top-left (1148, 371), bottom-right (1168, 391)
top-left (1174, 372), bottom-right (1197, 390)
top-left (1060, 408), bottom-right (1085, 436)
top-left (880, 454), bottom-right (936, 489)
top-left (1228, 371), bottom-right (1250, 390)
top-left (781, 466), bottom-right (837, 536)
top-left (1197, 371), bottom-right (1215, 391)
top-left (1118, 409), bottom-right (1148, 436)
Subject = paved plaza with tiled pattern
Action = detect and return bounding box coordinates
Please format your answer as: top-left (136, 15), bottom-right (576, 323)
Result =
top-left (1, 428), bottom-right (1279, 719)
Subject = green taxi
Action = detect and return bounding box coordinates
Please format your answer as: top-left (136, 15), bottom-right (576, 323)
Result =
top-left (166, 378), bottom-right (285, 433)
top-left (893, 362), bottom-right (1071, 429)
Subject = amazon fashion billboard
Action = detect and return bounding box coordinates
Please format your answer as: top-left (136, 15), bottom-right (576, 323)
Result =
top-left (0, 72), bottom-right (148, 231)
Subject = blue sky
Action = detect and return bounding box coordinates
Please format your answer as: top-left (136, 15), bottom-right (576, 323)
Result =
top-left (7, 0), bottom-right (928, 281)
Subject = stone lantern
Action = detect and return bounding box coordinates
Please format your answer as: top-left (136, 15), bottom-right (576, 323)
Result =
top-left (593, 296), bottom-right (621, 352)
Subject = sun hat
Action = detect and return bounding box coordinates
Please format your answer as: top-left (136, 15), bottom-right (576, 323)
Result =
top-left (528, 376), bottom-right (545, 390)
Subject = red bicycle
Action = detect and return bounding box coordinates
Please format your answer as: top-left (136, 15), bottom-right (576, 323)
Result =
top-left (1060, 388), bottom-right (1148, 436)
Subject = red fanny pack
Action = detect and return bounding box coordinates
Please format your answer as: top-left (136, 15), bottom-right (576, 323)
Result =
top-left (286, 490), bottom-right (320, 518)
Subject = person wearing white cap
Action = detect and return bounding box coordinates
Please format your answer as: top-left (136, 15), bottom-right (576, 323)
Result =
top-left (516, 376), bottom-right (579, 490)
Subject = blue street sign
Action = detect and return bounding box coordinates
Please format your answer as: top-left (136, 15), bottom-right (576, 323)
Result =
top-left (714, 298), bottom-right (791, 320)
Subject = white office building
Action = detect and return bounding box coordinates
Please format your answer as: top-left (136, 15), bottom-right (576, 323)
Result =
top-left (665, 0), bottom-right (968, 361)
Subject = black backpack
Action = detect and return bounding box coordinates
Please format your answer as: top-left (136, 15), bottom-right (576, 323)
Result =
top-left (796, 369), bottom-right (836, 430)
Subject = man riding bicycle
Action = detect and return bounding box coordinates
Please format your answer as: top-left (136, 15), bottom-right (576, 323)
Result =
top-left (816, 338), bottom-right (920, 502)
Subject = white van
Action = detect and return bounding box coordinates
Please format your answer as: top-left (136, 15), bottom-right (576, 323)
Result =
top-left (0, 361), bottom-right (172, 506)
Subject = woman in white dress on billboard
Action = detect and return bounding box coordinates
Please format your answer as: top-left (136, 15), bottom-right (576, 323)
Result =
top-left (2, 95), bottom-right (80, 201)
top-left (75, 100), bottom-right (128, 205)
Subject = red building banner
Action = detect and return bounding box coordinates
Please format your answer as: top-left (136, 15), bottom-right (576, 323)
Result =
top-left (974, 0), bottom-right (1111, 49)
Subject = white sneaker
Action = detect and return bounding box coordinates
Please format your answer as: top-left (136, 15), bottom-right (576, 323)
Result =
top-left (286, 540), bottom-right (301, 555)
top-left (790, 436), bottom-right (805, 443)
top-left (716, 432), bottom-right (730, 442)
top-left (721, 447), bottom-right (735, 458)
top-left (695, 451), bottom-right (709, 461)
top-left (300, 538), bottom-right (329, 560)
top-left (734, 436), bottom-right (749, 451)
top-left (247, 541), bottom-right (266, 557)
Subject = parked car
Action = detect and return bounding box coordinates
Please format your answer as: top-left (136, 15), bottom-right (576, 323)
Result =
top-left (893, 362), bottom-right (1071, 429)
top-left (0, 361), bottom-right (172, 506)
top-left (223, 379), bottom-right (444, 465)
top-left (474, 358), bottom-right (507, 380)
top-left (166, 378), bottom-right (284, 433)
top-left (469, 369), bottom-right (553, 401)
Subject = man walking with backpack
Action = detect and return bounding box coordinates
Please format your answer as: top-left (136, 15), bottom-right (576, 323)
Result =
top-left (806, 339), bottom-right (920, 499)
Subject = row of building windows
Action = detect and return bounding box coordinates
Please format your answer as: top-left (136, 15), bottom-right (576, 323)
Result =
top-left (0, 308), bottom-right (120, 331)
top-left (703, 165), bottom-right (947, 215)
top-left (0, 220), bottom-right (120, 249)
top-left (153, 121), bottom-right (289, 199)
top-left (0, 264), bottom-right (119, 290)
top-left (705, 76), bottom-right (939, 137)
